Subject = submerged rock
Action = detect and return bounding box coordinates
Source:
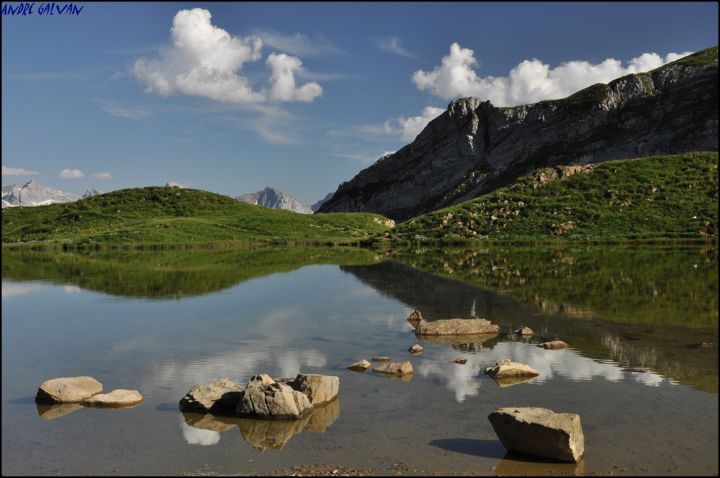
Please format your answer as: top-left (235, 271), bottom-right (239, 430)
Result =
top-left (488, 407), bottom-right (585, 462)
top-left (371, 356), bottom-right (392, 362)
top-left (408, 344), bottom-right (424, 354)
top-left (540, 340), bottom-right (568, 350)
top-left (35, 376), bottom-right (103, 404)
top-left (179, 378), bottom-right (243, 412)
top-left (416, 318), bottom-right (500, 336)
top-left (485, 359), bottom-right (540, 379)
top-left (347, 359), bottom-right (372, 372)
top-left (236, 374), bottom-right (312, 420)
top-left (373, 361), bottom-right (414, 377)
top-left (515, 327), bottom-right (533, 336)
top-left (83, 389), bottom-right (143, 408)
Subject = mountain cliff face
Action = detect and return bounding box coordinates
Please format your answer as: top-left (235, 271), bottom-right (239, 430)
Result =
top-left (237, 187), bottom-right (312, 214)
top-left (319, 47), bottom-right (719, 221)
top-left (1, 180), bottom-right (79, 208)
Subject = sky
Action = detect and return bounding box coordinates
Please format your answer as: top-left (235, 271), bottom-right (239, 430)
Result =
top-left (2, 2), bottom-right (718, 204)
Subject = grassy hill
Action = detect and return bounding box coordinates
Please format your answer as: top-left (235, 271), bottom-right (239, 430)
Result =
top-left (1, 187), bottom-right (393, 247)
top-left (385, 152), bottom-right (718, 243)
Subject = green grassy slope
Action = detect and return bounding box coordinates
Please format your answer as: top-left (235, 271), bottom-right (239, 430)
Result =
top-left (386, 152), bottom-right (718, 243)
top-left (1, 187), bottom-right (393, 246)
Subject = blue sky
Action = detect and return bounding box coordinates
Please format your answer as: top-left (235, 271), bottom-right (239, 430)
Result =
top-left (2, 2), bottom-right (717, 204)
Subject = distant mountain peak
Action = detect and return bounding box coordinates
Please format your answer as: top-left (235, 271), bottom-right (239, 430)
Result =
top-left (82, 188), bottom-right (103, 198)
top-left (2, 180), bottom-right (79, 208)
top-left (237, 187), bottom-right (312, 214)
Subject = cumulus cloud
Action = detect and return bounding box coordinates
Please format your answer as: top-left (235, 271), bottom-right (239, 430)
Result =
top-left (59, 169), bottom-right (85, 179)
top-left (412, 43), bottom-right (693, 106)
top-left (375, 36), bottom-right (417, 59)
top-left (132, 8), bottom-right (323, 105)
top-left (384, 106), bottom-right (445, 141)
top-left (2, 166), bottom-right (38, 176)
top-left (266, 53), bottom-right (323, 102)
top-left (92, 172), bottom-right (112, 180)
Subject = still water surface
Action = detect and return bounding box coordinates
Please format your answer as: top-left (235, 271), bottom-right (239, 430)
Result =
top-left (2, 245), bottom-right (717, 475)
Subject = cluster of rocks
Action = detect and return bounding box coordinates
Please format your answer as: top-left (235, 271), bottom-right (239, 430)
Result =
top-left (180, 374), bottom-right (339, 421)
top-left (34, 376), bottom-right (143, 419)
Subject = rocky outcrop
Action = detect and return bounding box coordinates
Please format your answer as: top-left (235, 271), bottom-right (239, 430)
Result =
top-left (82, 389), bottom-right (143, 408)
top-left (237, 187), bottom-right (312, 214)
top-left (35, 376), bottom-right (103, 403)
top-left (488, 407), bottom-right (585, 462)
top-left (236, 374), bottom-right (313, 420)
top-left (416, 318), bottom-right (500, 336)
top-left (179, 379), bottom-right (243, 412)
top-left (373, 361), bottom-right (414, 377)
top-left (484, 359), bottom-right (540, 378)
top-left (319, 48), bottom-right (718, 221)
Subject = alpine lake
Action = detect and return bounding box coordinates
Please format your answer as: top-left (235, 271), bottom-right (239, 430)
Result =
top-left (1, 243), bottom-right (717, 476)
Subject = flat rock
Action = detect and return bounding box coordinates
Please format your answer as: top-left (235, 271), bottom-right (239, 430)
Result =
top-left (540, 340), bottom-right (568, 350)
top-left (488, 407), bottom-right (585, 462)
top-left (236, 374), bottom-right (312, 420)
top-left (179, 378), bottom-right (243, 412)
top-left (408, 344), bottom-right (424, 354)
top-left (371, 356), bottom-right (391, 362)
top-left (35, 376), bottom-right (103, 403)
top-left (347, 359), bottom-right (372, 372)
top-left (415, 318), bottom-right (500, 336)
top-left (373, 361), bottom-right (414, 376)
top-left (82, 389), bottom-right (144, 408)
top-left (286, 374), bottom-right (339, 406)
top-left (515, 327), bottom-right (533, 336)
top-left (485, 359), bottom-right (540, 378)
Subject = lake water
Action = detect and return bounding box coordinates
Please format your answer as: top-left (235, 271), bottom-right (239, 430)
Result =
top-left (2, 245), bottom-right (717, 475)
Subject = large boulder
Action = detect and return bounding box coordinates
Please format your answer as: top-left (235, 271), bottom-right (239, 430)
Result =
top-left (415, 318), bottom-right (500, 336)
top-left (285, 374), bottom-right (339, 406)
top-left (179, 378), bottom-right (243, 413)
top-left (373, 361), bottom-right (414, 377)
top-left (82, 389), bottom-right (143, 408)
top-left (485, 359), bottom-right (540, 379)
top-left (488, 407), bottom-right (585, 462)
top-left (236, 374), bottom-right (312, 420)
top-left (35, 376), bottom-right (103, 403)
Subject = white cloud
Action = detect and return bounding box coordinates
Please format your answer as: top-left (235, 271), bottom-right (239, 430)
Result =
top-left (375, 36), bottom-right (417, 59)
top-left (254, 30), bottom-right (343, 57)
top-left (132, 8), bottom-right (323, 105)
top-left (59, 169), bottom-right (85, 179)
top-left (2, 282), bottom-right (42, 299)
top-left (266, 53), bottom-right (323, 102)
top-left (2, 166), bottom-right (38, 176)
top-left (181, 419), bottom-right (221, 446)
top-left (96, 98), bottom-right (150, 120)
top-left (412, 43), bottom-right (694, 106)
top-left (384, 106), bottom-right (445, 142)
top-left (92, 172), bottom-right (112, 180)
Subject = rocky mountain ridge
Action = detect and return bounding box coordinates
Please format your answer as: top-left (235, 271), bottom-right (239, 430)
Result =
top-left (1, 180), bottom-right (79, 208)
top-left (319, 47), bottom-right (719, 221)
top-left (237, 187), bottom-right (312, 214)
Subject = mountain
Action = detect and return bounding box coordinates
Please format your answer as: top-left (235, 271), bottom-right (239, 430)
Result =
top-left (311, 192), bottom-right (334, 212)
top-left (1, 180), bottom-right (79, 208)
top-left (82, 188), bottom-right (103, 199)
top-left (237, 187), bottom-right (312, 214)
top-left (319, 46), bottom-right (718, 221)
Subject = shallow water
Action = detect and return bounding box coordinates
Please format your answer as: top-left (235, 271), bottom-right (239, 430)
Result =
top-left (2, 245), bottom-right (717, 475)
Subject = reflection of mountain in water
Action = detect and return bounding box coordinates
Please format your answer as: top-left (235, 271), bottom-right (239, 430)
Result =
top-left (2, 247), bottom-right (380, 300)
top-left (342, 255), bottom-right (718, 394)
top-left (181, 399), bottom-right (340, 450)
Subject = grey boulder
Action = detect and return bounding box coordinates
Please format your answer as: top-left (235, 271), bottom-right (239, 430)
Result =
top-left (179, 378), bottom-right (243, 412)
top-left (236, 374), bottom-right (312, 420)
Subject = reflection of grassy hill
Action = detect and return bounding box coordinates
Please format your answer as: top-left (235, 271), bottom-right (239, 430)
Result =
top-left (1, 247), bottom-right (382, 299)
top-left (1, 187), bottom-right (392, 247)
top-left (390, 245), bottom-right (718, 328)
top-left (388, 152), bottom-right (718, 242)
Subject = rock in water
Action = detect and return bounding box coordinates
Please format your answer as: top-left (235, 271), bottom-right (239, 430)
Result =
top-left (416, 318), bottom-right (500, 336)
top-left (540, 340), bottom-right (568, 350)
top-left (406, 309), bottom-right (423, 322)
top-left (179, 379), bottom-right (244, 412)
top-left (485, 359), bottom-right (540, 378)
top-left (236, 374), bottom-right (312, 420)
top-left (488, 407), bottom-right (585, 462)
top-left (373, 361), bottom-right (414, 377)
top-left (408, 344), bottom-right (424, 354)
top-left (347, 359), bottom-right (372, 372)
top-left (35, 376), bottom-right (103, 403)
top-left (286, 374), bottom-right (339, 406)
top-left (371, 356), bottom-right (392, 362)
top-left (515, 327), bottom-right (533, 336)
top-left (454, 358), bottom-right (468, 364)
top-left (82, 389), bottom-right (143, 408)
